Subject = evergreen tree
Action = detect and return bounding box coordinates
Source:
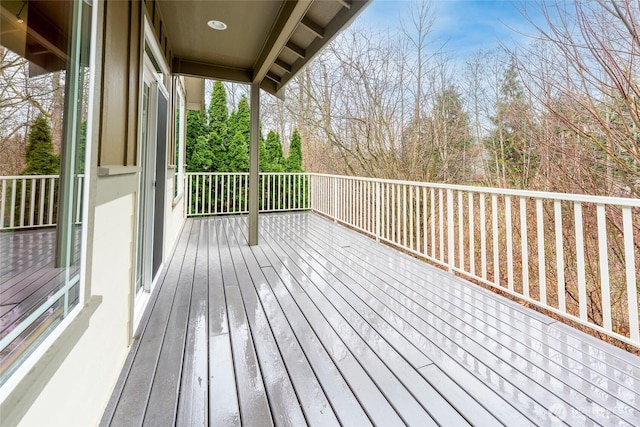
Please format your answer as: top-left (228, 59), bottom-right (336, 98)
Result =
top-left (208, 81), bottom-right (229, 140)
top-left (286, 129), bottom-right (303, 172)
top-left (260, 130), bottom-right (285, 172)
top-left (209, 131), bottom-right (227, 172)
top-left (186, 110), bottom-right (206, 172)
top-left (228, 96), bottom-right (250, 142)
top-left (225, 96), bottom-right (250, 172)
top-left (485, 63), bottom-right (538, 187)
top-left (205, 82), bottom-right (230, 172)
top-left (225, 131), bottom-right (249, 172)
top-left (429, 86), bottom-right (472, 182)
top-left (190, 135), bottom-right (215, 172)
top-left (22, 114), bottom-right (59, 175)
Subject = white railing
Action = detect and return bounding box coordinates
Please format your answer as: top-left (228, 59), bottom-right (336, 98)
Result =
top-left (186, 172), bottom-right (309, 216)
top-left (309, 173), bottom-right (640, 348)
top-left (0, 175), bottom-right (84, 231)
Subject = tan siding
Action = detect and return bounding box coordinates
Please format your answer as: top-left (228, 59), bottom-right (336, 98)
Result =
top-left (126, 1), bottom-right (142, 166)
top-left (99, 1), bottom-right (141, 166)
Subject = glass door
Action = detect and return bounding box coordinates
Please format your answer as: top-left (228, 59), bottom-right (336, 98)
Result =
top-left (134, 47), bottom-right (168, 325)
top-left (134, 57), bottom-right (158, 305)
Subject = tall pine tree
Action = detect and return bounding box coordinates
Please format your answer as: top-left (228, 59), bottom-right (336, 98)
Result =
top-left (429, 86), bottom-right (472, 182)
top-left (485, 63), bottom-right (538, 187)
top-left (225, 96), bottom-right (250, 172)
top-left (225, 131), bottom-right (249, 172)
top-left (208, 81), bottom-right (229, 138)
top-left (228, 96), bottom-right (250, 141)
top-left (208, 81), bottom-right (229, 171)
top-left (190, 135), bottom-right (215, 172)
top-left (286, 129), bottom-right (303, 172)
top-left (22, 114), bottom-right (59, 175)
top-left (261, 130), bottom-right (285, 172)
top-left (186, 110), bottom-right (206, 172)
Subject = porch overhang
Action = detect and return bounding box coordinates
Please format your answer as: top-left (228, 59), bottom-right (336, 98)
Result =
top-left (161, 0), bottom-right (370, 97)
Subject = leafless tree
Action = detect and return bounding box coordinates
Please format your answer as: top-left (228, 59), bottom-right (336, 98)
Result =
top-left (517, 0), bottom-right (640, 197)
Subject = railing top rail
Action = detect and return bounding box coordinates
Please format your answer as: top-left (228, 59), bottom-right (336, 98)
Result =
top-left (0, 174), bottom-right (61, 180)
top-left (185, 172), bottom-right (308, 176)
top-left (308, 173), bottom-right (640, 207)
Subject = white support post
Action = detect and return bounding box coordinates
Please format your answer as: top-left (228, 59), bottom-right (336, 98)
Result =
top-left (248, 82), bottom-right (260, 246)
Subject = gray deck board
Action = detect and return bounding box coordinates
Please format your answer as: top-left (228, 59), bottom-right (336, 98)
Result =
top-left (176, 220), bottom-right (209, 427)
top-left (255, 245), bottom-right (407, 427)
top-left (322, 217), bottom-right (640, 398)
top-left (224, 221), bottom-right (306, 427)
top-left (257, 221), bottom-right (462, 426)
top-left (207, 222), bottom-right (241, 426)
top-left (258, 216), bottom-right (494, 426)
top-left (226, 285), bottom-right (274, 427)
top-left (103, 213), bottom-right (640, 427)
top-left (289, 214), bottom-right (638, 425)
top-left (259, 266), bottom-right (373, 427)
top-left (143, 220), bottom-right (200, 427)
top-left (103, 220), bottom-right (194, 427)
top-left (346, 229), bottom-right (640, 385)
top-left (227, 221), bottom-right (341, 427)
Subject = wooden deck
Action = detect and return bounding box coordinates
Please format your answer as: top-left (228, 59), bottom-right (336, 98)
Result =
top-left (101, 213), bottom-right (640, 426)
top-left (0, 228), bottom-right (80, 373)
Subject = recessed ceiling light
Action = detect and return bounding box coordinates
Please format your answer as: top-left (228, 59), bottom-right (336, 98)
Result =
top-left (207, 20), bottom-right (227, 31)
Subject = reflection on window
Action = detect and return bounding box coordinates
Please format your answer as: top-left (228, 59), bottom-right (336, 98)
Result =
top-left (0, 0), bottom-right (92, 384)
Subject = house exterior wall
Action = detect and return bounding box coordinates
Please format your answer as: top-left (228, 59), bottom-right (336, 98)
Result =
top-left (0, 1), bottom-right (186, 425)
top-left (1, 194), bottom-right (135, 427)
top-left (165, 172), bottom-right (185, 256)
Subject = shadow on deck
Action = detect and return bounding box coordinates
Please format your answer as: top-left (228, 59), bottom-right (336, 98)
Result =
top-left (101, 212), bottom-right (640, 426)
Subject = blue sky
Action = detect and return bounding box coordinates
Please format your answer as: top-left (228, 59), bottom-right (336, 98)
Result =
top-left (358, 0), bottom-right (543, 61)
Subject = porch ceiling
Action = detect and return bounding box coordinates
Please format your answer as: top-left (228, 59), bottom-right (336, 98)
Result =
top-left (161, 0), bottom-right (370, 96)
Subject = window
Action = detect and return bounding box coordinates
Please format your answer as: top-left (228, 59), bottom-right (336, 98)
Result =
top-left (0, 0), bottom-right (93, 385)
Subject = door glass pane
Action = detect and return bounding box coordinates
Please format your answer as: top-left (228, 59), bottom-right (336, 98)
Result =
top-left (0, 0), bottom-right (92, 384)
top-left (135, 82), bottom-right (150, 295)
top-left (152, 90), bottom-right (167, 277)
